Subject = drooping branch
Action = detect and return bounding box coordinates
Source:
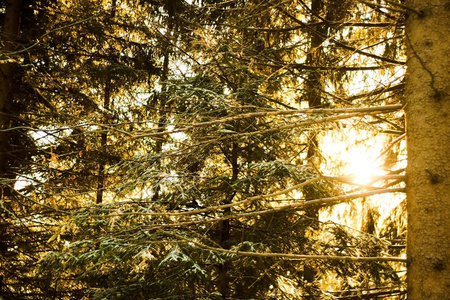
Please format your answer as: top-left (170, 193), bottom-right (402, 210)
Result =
top-left (133, 105), bottom-right (402, 139)
top-left (175, 233), bottom-right (407, 262)
top-left (99, 186), bottom-right (405, 221)
top-left (207, 22), bottom-right (399, 33)
top-left (0, 13), bottom-right (101, 57)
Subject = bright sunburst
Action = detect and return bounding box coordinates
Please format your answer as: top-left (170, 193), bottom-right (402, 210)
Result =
top-left (320, 125), bottom-right (387, 186)
top-left (347, 152), bottom-right (385, 185)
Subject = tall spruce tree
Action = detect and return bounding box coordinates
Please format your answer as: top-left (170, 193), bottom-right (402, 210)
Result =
top-left (0, 1), bottom-right (64, 297)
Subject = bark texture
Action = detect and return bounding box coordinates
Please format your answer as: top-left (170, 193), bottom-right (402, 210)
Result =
top-left (405, 1), bottom-right (450, 299)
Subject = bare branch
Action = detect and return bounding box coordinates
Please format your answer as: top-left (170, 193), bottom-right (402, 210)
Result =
top-left (375, 133), bottom-right (406, 162)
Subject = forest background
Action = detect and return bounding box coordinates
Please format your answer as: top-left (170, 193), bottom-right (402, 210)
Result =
top-left (0, 0), bottom-right (448, 299)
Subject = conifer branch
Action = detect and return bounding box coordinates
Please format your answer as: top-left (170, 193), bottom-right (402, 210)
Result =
top-left (1, 14), bottom-right (100, 57)
top-left (100, 187), bottom-right (405, 221)
top-left (357, 0), bottom-right (407, 14)
top-left (175, 234), bottom-right (407, 262)
top-left (277, 7), bottom-right (405, 65)
top-left (187, 111), bottom-right (399, 149)
top-left (133, 105), bottom-right (402, 139)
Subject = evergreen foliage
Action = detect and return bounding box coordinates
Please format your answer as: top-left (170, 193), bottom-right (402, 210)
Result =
top-left (1, 0), bottom-right (407, 298)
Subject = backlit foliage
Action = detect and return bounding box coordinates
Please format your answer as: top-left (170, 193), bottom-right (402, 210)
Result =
top-left (1, 0), bottom-right (406, 298)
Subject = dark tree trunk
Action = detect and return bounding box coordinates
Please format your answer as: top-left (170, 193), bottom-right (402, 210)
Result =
top-left (217, 141), bottom-right (238, 299)
top-left (96, 0), bottom-right (116, 204)
top-left (0, 0), bottom-right (22, 194)
top-left (0, 0), bottom-right (23, 295)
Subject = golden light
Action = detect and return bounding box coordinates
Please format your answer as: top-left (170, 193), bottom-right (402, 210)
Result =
top-left (320, 125), bottom-right (387, 186)
top-left (319, 124), bottom-right (405, 233)
top-left (345, 146), bottom-right (386, 186)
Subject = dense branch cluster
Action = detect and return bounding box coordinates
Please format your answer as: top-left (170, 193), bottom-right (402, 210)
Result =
top-left (1, 0), bottom-right (408, 299)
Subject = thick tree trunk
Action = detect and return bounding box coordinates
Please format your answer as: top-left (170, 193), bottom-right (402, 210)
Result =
top-left (405, 1), bottom-right (450, 299)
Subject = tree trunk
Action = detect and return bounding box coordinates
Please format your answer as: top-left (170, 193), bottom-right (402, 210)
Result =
top-left (303, 0), bottom-right (326, 291)
top-left (405, 1), bottom-right (450, 299)
top-left (0, 0), bottom-right (22, 192)
top-left (150, 38), bottom-right (170, 204)
top-left (96, 0), bottom-right (116, 204)
top-left (96, 76), bottom-right (111, 204)
top-left (0, 0), bottom-right (23, 295)
top-left (217, 141), bottom-right (238, 299)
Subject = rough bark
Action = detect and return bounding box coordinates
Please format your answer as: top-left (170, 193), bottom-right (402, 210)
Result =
top-left (405, 1), bottom-right (450, 299)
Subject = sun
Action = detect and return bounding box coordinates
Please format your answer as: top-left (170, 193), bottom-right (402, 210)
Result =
top-left (347, 153), bottom-right (385, 185)
top-left (320, 126), bottom-right (387, 186)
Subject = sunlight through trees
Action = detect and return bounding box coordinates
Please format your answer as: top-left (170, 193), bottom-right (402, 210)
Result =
top-left (1, 0), bottom-right (448, 299)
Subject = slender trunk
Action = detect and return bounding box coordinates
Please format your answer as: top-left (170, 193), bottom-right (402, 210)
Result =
top-left (304, 0), bottom-right (326, 201)
top-left (217, 204), bottom-right (231, 299)
top-left (303, 0), bottom-right (326, 288)
top-left (96, 0), bottom-right (116, 204)
top-left (217, 141), bottom-right (238, 299)
top-left (405, 1), bottom-right (450, 299)
top-left (96, 77), bottom-right (111, 204)
top-left (151, 44), bottom-right (170, 203)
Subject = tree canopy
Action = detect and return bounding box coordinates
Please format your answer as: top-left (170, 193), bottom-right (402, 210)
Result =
top-left (2, 0), bottom-right (446, 299)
